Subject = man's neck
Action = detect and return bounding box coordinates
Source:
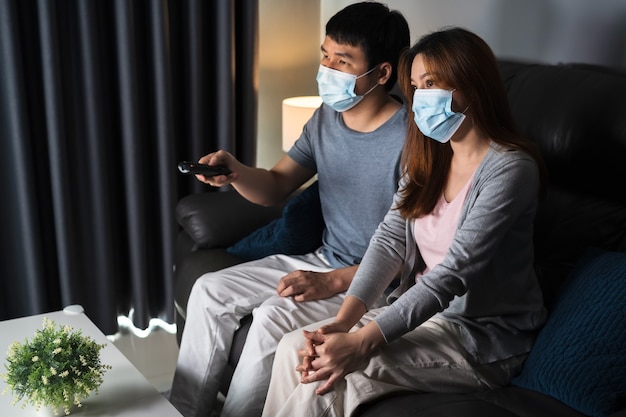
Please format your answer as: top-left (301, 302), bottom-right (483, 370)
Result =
top-left (341, 93), bottom-right (401, 133)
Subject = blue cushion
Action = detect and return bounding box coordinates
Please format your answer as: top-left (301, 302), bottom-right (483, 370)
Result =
top-left (227, 181), bottom-right (325, 261)
top-left (512, 248), bottom-right (626, 417)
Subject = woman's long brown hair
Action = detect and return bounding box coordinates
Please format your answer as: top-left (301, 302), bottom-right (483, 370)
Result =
top-left (396, 27), bottom-right (547, 219)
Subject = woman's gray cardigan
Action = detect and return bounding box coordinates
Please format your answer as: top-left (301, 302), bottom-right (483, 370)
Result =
top-left (347, 142), bottom-right (547, 363)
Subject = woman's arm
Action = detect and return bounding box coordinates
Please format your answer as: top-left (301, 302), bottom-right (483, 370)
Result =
top-left (347, 186), bottom-right (409, 307)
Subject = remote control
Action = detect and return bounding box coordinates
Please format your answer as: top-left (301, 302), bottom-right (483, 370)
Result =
top-left (178, 161), bottom-right (231, 176)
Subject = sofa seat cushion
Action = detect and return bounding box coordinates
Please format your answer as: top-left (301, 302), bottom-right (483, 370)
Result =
top-left (355, 387), bottom-right (589, 417)
top-left (512, 248), bottom-right (626, 417)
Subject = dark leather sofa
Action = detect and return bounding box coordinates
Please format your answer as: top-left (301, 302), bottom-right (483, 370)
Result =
top-left (173, 60), bottom-right (626, 416)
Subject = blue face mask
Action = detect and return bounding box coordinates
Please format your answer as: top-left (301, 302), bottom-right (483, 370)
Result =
top-left (316, 65), bottom-right (378, 112)
top-left (412, 89), bottom-right (466, 143)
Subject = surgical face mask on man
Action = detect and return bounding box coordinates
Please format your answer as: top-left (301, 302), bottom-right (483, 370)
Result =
top-left (412, 89), bottom-right (467, 143)
top-left (316, 65), bottom-right (378, 112)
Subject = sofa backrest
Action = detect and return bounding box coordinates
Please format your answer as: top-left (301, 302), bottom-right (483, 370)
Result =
top-left (498, 60), bottom-right (626, 308)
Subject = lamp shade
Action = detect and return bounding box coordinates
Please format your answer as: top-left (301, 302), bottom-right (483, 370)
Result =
top-left (282, 96), bottom-right (322, 152)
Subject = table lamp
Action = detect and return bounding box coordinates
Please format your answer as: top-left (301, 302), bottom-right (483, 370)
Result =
top-left (282, 96), bottom-right (323, 152)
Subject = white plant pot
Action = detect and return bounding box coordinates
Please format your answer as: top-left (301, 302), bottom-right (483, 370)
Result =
top-left (36, 402), bottom-right (79, 416)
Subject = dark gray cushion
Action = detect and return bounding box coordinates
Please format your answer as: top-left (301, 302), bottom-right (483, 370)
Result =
top-left (227, 181), bottom-right (325, 260)
top-left (175, 189), bottom-right (283, 248)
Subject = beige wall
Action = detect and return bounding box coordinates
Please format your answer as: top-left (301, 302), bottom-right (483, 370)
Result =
top-left (321, 0), bottom-right (626, 67)
top-left (257, 0), bottom-right (321, 168)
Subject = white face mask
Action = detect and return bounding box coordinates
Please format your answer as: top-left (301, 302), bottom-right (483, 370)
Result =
top-left (412, 89), bottom-right (467, 143)
top-left (316, 65), bottom-right (378, 112)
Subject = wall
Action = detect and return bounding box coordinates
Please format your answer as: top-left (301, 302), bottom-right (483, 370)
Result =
top-left (257, 0), bottom-right (320, 168)
top-left (257, 0), bottom-right (626, 168)
top-left (322, 0), bottom-right (626, 67)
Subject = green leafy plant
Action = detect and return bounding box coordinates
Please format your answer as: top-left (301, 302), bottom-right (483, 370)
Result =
top-left (1, 317), bottom-right (112, 415)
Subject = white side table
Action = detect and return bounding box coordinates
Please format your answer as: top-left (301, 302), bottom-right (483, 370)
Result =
top-left (0, 307), bottom-right (183, 416)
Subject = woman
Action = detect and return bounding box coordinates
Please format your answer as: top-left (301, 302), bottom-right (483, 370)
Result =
top-left (262, 27), bottom-right (548, 417)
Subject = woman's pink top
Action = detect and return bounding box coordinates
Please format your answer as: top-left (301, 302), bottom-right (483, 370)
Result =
top-left (413, 175), bottom-right (474, 279)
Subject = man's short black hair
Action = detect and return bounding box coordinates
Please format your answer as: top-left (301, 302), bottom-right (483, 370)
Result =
top-left (325, 2), bottom-right (410, 90)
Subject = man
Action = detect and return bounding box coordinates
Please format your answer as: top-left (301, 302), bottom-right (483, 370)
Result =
top-left (169, 3), bottom-right (410, 416)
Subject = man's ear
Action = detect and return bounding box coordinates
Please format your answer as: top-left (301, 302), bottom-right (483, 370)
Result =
top-left (377, 62), bottom-right (393, 84)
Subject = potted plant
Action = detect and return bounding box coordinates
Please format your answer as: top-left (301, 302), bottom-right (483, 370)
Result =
top-left (1, 317), bottom-right (112, 415)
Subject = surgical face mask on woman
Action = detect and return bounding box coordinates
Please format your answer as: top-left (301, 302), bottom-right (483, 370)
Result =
top-left (412, 89), bottom-right (467, 143)
top-left (316, 65), bottom-right (378, 112)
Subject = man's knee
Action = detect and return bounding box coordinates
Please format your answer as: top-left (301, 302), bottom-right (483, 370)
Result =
top-left (189, 271), bottom-right (217, 295)
top-left (249, 302), bottom-right (297, 338)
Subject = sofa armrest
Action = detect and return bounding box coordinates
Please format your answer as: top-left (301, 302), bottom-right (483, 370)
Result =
top-left (175, 189), bottom-right (284, 248)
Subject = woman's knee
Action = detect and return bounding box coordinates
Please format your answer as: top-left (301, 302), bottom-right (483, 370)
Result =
top-left (275, 327), bottom-right (306, 357)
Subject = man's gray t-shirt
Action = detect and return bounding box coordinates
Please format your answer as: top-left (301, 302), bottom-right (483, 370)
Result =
top-left (288, 101), bottom-right (407, 268)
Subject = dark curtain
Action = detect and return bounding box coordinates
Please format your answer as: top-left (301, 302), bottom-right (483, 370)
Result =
top-left (0, 0), bottom-right (258, 335)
